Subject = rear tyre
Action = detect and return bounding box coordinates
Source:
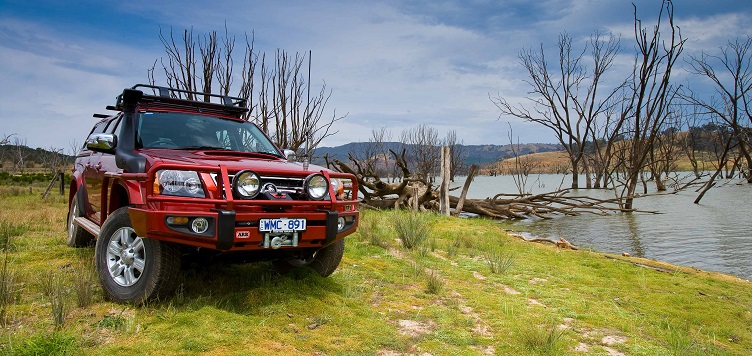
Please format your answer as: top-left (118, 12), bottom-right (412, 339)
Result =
top-left (95, 207), bottom-right (180, 304)
top-left (67, 193), bottom-right (94, 247)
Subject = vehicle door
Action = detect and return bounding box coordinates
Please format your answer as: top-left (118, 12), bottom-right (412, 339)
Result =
top-left (84, 118), bottom-right (119, 224)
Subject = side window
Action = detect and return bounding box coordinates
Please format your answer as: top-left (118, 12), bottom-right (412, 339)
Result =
top-left (92, 121), bottom-right (108, 135)
top-left (82, 120), bottom-right (108, 149)
top-left (107, 117), bottom-right (122, 134)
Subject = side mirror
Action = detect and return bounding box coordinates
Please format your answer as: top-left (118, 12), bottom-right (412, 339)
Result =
top-left (283, 149), bottom-right (296, 162)
top-left (86, 133), bottom-right (117, 154)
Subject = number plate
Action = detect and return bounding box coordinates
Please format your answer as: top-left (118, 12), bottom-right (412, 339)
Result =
top-left (259, 218), bottom-right (307, 232)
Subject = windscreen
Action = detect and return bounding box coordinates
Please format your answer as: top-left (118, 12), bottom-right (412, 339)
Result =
top-left (136, 112), bottom-right (279, 154)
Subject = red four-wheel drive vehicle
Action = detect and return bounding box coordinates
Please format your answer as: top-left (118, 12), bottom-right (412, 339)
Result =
top-left (67, 85), bottom-right (359, 303)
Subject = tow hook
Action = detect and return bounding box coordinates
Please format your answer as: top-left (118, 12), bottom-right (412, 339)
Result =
top-left (263, 232), bottom-right (299, 249)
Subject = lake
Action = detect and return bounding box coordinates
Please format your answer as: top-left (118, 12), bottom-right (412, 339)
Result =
top-left (449, 174), bottom-right (752, 280)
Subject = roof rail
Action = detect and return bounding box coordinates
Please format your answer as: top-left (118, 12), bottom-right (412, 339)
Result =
top-left (113, 84), bottom-right (248, 116)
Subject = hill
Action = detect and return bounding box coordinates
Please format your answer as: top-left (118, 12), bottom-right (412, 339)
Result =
top-left (312, 142), bottom-right (562, 167)
top-left (0, 144), bottom-right (75, 173)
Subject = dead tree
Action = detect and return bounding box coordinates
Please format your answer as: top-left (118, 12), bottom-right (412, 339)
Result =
top-left (615, 0), bottom-right (685, 210)
top-left (492, 31), bottom-right (621, 189)
top-left (684, 35), bottom-right (752, 183)
top-left (149, 26), bottom-right (344, 155)
top-left (401, 124), bottom-right (440, 184)
top-left (443, 130), bottom-right (466, 182)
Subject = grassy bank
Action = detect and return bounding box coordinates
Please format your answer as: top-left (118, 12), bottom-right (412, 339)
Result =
top-left (0, 190), bottom-right (751, 355)
top-left (483, 150), bottom-right (721, 176)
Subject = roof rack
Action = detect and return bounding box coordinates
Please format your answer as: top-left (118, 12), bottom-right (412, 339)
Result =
top-left (113, 84), bottom-right (248, 116)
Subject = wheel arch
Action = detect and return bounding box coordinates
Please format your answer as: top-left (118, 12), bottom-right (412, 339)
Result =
top-left (108, 181), bottom-right (130, 215)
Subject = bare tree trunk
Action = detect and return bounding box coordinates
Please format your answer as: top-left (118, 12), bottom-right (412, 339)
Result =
top-left (439, 146), bottom-right (451, 216)
top-left (454, 164), bottom-right (478, 215)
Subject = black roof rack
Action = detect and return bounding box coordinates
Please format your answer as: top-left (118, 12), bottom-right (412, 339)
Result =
top-left (93, 113), bottom-right (110, 119)
top-left (113, 84), bottom-right (248, 116)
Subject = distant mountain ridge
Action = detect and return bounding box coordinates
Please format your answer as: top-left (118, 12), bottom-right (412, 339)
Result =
top-left (312, 142), bottom-right (562, 167)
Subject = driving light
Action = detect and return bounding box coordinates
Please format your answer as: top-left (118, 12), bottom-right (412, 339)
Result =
top-left (233, 170), bottom-right (261, 199)
top-left (305, 174), bottom-right (328, 200)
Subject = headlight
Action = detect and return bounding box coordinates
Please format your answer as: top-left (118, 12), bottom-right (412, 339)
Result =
top-left (154, 170), bottom-right (205, 198)
top-left (233, 170), bottom-right (261, 199)
top-left (305, 174), bottom-right (328, 200)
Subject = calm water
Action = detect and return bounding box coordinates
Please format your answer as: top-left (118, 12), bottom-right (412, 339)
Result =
top-left (450, 174), bottom-right (752, 280)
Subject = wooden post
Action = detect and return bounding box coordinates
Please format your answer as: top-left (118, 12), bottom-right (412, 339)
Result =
top-left (439, 146), bottom-right (451, 216)
top-left (41, 171), bottom-right (60, 199)
top-left (59, 171), bottom-right (65, 195)
top-left (412, 186), bottom-right (419, 211)
top-left (454, 164), bottom-right (477, 216)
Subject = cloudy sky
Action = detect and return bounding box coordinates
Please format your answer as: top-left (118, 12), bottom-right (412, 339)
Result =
top-left (1, 0), bottom-right (751, 152)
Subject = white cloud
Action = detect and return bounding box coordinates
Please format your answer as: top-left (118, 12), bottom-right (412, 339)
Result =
top-left (0, 18), bottom-right (161, 151)
top-left (2, 0), bottom-right (751, 151)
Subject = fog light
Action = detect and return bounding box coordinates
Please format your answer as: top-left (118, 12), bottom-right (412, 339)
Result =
top-left (191, 217), bottom-right (209, 234)
top-left (337, 217), bottom-right (346, 231)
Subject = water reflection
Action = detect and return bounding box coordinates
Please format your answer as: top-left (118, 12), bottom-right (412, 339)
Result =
top-left (624, 213), bottom-right (645, 258)
top-left (450, 174), bottom-right (752, 280)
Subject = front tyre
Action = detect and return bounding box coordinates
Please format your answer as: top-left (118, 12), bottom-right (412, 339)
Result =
top-left (273, 239), bottom-right (345, 277)
top-left (95, 207), bottom-right (180, 304)
top-left (309, 239), bottom-right (345, 277)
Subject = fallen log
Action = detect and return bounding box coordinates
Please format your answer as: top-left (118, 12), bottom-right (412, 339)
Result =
top-left (507, 233), bottom-right (579, 250)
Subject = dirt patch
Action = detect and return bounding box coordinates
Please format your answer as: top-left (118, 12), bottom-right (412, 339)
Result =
top-left (574, 342), bottom-right (590, 352)
top-left (528, 298), bottom-right (548, 308)
top-left (602, 335), bottom-right (627, 346)
top-left (558, 317), bottom-right (575, 330)
top-left (470, 345), bottom-right (495, 355)
top-left (473, 271), bottom-right (487, 280)
top-left (500, 284), bottom-right (521, 295)
top-left (387, 247), bottom-right (404, 259)
top-left (398, 319), bottom-right (436, 337)
top-left (603, 346), bottom-right (626, 356)
top-left (529, 277), bottom-right (548, 284)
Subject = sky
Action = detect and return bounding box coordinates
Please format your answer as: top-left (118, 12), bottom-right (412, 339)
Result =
top-left (1, 0), bottom-right (751, 152)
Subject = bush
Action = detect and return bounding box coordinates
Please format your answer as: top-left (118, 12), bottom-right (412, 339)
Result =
top-left (394, 212), bottom-right (432, 250)
top-left (483, 247), bottom-right (515, 274)
top-left (425, 270), bottom-right (444, 295)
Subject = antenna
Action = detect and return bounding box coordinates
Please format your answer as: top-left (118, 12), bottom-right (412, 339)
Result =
top-left (304, 50), bottom-right (312, 171)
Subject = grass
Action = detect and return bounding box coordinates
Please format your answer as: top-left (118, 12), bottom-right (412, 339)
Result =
top-left (0, 186), bottom-right (751, 354)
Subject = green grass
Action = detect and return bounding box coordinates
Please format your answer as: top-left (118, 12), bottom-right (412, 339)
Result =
top-left (0, 188), bottom-right (751, 354)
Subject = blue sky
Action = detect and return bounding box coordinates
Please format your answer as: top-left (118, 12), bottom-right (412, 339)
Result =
top-left (1, 0), bottom-right (751, 152)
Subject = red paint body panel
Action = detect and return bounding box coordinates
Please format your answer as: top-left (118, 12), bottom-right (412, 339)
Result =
top-left (69, 90), bottom-right (360, 253)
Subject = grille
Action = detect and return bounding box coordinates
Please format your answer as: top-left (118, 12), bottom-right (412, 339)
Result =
top-left (211, 173), bottom-right (305, 197)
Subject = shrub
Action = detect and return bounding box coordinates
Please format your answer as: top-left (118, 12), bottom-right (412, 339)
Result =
top-left (394, 212), bottom-right (432, 250)
top-left (522, 324), bottom-right (564, 354)
top-left (425, 270), bottom-right (444, 295)
top-left (73, 262), bottom-right (96, 308)
top-left (51, 276), bottom-right (66, 330)
top-left (484, 247), bottom-right (515, 274)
